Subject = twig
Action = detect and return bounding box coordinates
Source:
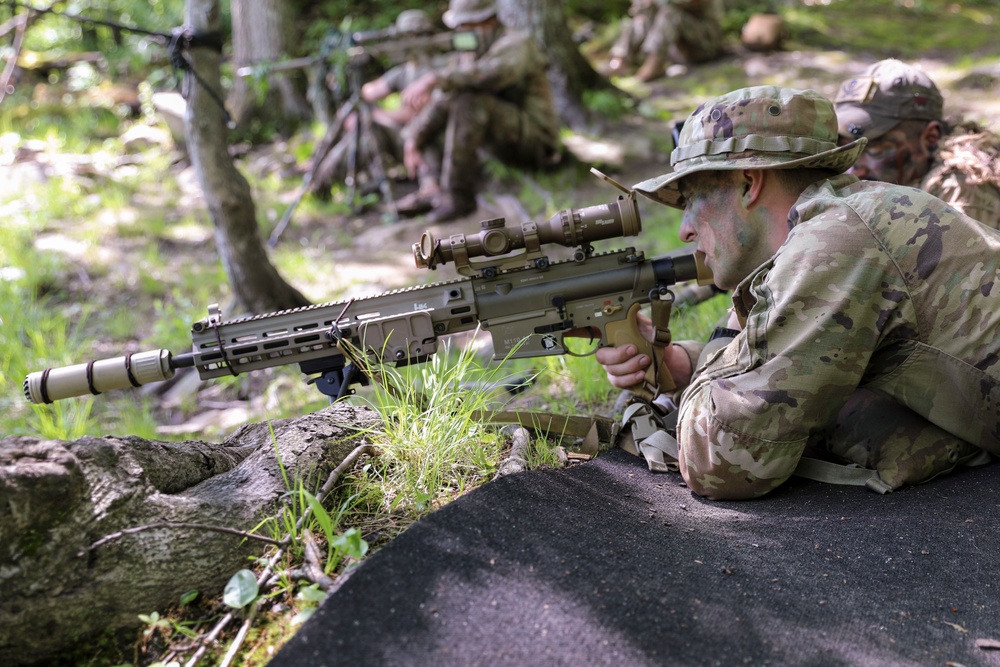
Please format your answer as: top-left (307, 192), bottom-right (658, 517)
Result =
top-left (181, 442), bottom-right (378, 666)
top-left (0, 10), bottom-right (27, 106)
top-left (299, 529), bottom-right (336, 590)
top-left (217, 600), bottom-right (258, 667)
top-left (77, 522), bottom-right (287, 557)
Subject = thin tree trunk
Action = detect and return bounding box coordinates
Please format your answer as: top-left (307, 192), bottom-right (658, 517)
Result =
top-left (230, 0), bottom-right (311, 134)
top-left (184, 0), bottom-right (310, 313)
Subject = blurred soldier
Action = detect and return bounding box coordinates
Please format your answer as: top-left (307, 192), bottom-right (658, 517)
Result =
top-left (395, 0), bottom-right (561, 223)
top-left (835, 58), bottom-right (1000, 229)
top-left (310, 9), bottom-right (439, 195)
top-left (607, 0), bottom-right (726, 83)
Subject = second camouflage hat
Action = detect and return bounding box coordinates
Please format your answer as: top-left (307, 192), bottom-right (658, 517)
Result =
top-left (442, 0), bottom-right (497, 29)
top-left (834, 59), bottom-right (944, 141)
top-left (633, 86), bottom-right (866, 209)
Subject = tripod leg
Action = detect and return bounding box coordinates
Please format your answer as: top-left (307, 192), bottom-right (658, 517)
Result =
top-left (268, 94), bottom-right (359, 248)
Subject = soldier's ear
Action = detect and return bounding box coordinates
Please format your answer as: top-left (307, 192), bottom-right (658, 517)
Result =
top-left (921, 121), bottom-right (942, 150)
top-left (741, 169), bottom-right (766, 208)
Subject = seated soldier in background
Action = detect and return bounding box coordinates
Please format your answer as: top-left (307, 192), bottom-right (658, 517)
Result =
top-left (835, 58), bottom-right (1000, 229)
top-left (309, 9), bottom-right (439, 195)
top-left (395, 0), bottom-right (561, 223)
top-left (607, 0), bottom-right (726, 83)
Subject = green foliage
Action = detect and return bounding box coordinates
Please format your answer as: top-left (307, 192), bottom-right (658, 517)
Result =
top-left (223, 569), bottom-right (260, 609)
top-left (783, 0), bottom-right (999, 58)
top-left (355, 333), bottom-right (512, 514)
top-left (583, 87), bottom-right (634, 122)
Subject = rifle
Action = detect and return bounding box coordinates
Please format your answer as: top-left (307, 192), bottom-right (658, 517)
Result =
top-left (234, 27), bottom-right (478, 78)
top-left (23, 173), bottom-right (713, 406)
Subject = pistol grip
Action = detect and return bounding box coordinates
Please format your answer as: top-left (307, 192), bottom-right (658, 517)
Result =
top-left (605, 303), bottom-right (676, 402)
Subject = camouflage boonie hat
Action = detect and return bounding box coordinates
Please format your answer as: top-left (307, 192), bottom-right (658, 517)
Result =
top-left (633, 86), bottom-right (867, 209)
top-left (834, 59), bottom-right (944, 141)
top-left (443, 0), bottom-right (497, 29)
top-left (395, 9), bottom-right (434, 35)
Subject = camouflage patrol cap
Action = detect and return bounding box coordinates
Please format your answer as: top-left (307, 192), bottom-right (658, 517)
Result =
top-left (395, 9), bottom-right (434, 35)
top-left (442, 0), bottom-right (497, 29)
top-left (834, 59), bottom-right (944, 141)
top-left (633, 86), bottom-right (867, 209)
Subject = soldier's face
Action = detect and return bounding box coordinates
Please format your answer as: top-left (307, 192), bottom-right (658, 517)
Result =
top-left (845, 125), bottom-right (932, 186)
top-left (678, 173), bottom-right (759, 291)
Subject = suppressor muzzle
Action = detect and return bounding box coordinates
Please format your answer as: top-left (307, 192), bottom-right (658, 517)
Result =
top-left (24, 349), bottom-right (176, 404)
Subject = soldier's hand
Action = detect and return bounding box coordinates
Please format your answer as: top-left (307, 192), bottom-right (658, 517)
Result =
top-left (403, 138), bottom-right (426, 179)
top-left (595, 343), bottom-right (652, 390)
top-left (402, 72), bottom-right (437, 112)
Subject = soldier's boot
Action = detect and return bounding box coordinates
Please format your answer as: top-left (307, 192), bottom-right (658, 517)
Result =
top-left (395, 190), bottom-right (437, 217)
top-left (635, 53), bottom-right (666, 82)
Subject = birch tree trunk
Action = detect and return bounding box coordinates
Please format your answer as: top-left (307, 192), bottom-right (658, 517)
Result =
top-left (184, 0), bottom-right (310, 313)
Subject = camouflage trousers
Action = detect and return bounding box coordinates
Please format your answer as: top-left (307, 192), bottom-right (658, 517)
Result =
top-left (420, 91), bottom-right (558, 202)
top-left (812, 389), bottom-right (986, 489)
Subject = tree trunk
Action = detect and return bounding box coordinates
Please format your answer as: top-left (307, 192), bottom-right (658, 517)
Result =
top-left (184, 0), bottom-right (310, 314)
top-left (230, 0), bottom-right (312, 135)
top-left (0, 403), bottom-right (381, 667)
top-left (498, 0), bottom-right (617, 132)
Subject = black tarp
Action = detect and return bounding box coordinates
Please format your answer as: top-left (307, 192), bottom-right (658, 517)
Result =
top-left (271, 448), bottom-right (1000, 667)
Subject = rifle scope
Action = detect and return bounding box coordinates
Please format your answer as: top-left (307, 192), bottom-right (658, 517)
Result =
top-left (413, 194), bottom-right (641, 271)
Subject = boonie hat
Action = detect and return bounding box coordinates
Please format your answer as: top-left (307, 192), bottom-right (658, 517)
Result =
top-left (443, 0), bottom-right (497, 29)
top-left (633, 86), bottom-right (867, 209)
top-left (834, 59), bottom-right (944, 141)
top-left (395, 9), bottom-right (434, 35)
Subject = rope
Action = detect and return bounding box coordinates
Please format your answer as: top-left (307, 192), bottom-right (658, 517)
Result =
top-left (2, 1), bottom-right (232, 126)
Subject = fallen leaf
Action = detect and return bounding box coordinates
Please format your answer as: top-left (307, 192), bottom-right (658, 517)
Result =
top-left (941, 621), bottom-right (968, 634)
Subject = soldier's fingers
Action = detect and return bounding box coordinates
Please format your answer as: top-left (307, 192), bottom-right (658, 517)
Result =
top-left (595, 344), bottom-right (638, 366)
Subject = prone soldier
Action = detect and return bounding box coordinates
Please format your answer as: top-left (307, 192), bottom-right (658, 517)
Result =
top-left (835, 58), bottom-right (1000, 229)
top-left (597, 86), bottom-right (1000, 499)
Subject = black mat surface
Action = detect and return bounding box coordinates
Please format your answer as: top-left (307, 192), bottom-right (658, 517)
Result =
top-left (271, 449), bottom-right (1000, 667)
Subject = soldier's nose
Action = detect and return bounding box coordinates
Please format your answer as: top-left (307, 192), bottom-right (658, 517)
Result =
top-left (848, 162), bottom-right (870, 180)
top-left (679, 219), bottom-right (697, 243)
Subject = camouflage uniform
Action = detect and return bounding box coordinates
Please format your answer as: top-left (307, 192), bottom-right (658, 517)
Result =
top-left (633, 86), bottom-right (1000, 500)
top-left (836, 59), bottom-right (1000, 229)
top-left (609, 0), bottom-right (725, 70)
top-left (401, 22), bottom-right (560, 217)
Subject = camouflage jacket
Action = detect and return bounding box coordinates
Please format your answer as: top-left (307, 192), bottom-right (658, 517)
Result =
top-left (675, 174), bottom-right (1000, 500)
top-left (403, 25), bottom-right (559, 152)
top-left (920, 123), bottom-right (1000, 229)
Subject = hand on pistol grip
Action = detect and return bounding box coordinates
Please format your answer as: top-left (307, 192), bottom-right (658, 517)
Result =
top-left (604, 303), bottom-right (676, 402)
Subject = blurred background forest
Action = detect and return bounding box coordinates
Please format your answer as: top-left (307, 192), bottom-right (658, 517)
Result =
top-left (1, 2), bottom-right (999, 664)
